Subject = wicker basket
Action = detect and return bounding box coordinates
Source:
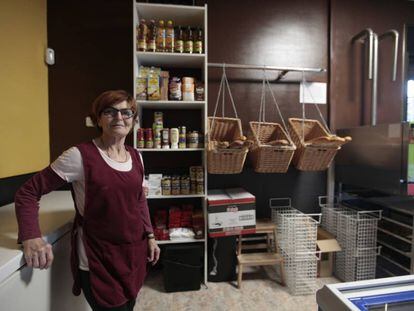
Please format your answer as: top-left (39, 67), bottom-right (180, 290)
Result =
top-left (288, 118), bottom-right (340, 171)
top-left (207, 117), bottom-right (248, 174)
top-left (249, 121), bottom-right (296, 173)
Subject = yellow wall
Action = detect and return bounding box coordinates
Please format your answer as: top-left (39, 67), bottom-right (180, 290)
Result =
top-left (0, 0), bottom-right (49, 178)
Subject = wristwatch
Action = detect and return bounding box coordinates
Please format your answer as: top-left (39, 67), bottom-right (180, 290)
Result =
top-left (147, 233), bottom-right (155, 239)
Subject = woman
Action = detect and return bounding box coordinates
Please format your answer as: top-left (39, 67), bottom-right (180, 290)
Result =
top-left (15, 90), bottom-right (160, 311)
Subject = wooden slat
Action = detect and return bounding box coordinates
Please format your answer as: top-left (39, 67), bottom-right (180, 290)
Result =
top-left (237, 253), bottom-right (283, 265)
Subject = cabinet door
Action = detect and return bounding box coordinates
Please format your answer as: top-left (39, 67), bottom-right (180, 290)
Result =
top-left (47, 0), bottom-right (133, 160)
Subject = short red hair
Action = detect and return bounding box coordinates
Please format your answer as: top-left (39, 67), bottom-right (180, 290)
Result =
top-left (90, 90), bottom-right (137, 127)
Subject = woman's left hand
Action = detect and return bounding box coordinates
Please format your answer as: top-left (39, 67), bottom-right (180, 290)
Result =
top-left (147, 238), bottom-right (160, 265)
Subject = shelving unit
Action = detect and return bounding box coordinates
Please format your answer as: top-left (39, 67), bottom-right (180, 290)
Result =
top-left (133, 1), bottom-right (208, 284)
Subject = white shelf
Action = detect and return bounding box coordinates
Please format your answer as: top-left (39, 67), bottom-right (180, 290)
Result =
top-left (137, 100), bottom-right (205, 109)
top-left (147, 194), bottom-right (205, 199)
top-left (136, 51), bottom-right (205, 68)
top-left (156, 238), bottom-right (205, 245)
top-left (138, 148), bottom-right (204, 152)
top-left (136, 2), bottom-right (205, 27)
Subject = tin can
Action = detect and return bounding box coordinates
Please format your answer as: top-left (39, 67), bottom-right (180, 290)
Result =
top-left (161, 176), bottom-right (171, 195)
top-left (180, 176), bottom-right (190, 195)
top-left (190, 181), bottom-right (197, 194)
top-left (195, 82), bottom-right (204, 101)
top-left (196, 166), bottom-right (204, 181)
top-left (171, 176), bottom-right (181, 195)
top-left (188, 131), bottom-right (199, 148)
top-left (179, 126), bottom-right (187, 149)
top-left (196, 181), bottom-right (204, 194)
top-left (162, 128), bottom-right (170, 149)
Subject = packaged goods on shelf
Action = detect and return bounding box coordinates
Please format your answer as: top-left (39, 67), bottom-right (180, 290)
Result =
top-left (148, 174), bottom-right (162, 196)
top-left (175, 26), bottom-right (184, 53)
top-left (182, 77), bottom-right (195, 101)
top-left (184, 26), bottom-right (194, 53)
top-left (169, 77), bottom-right (182, 100)
top-left (195, 81), bottom-right (205, 101)
top-left (156, 20), bottom-right (166, 52)
top-left (160, 71), bottom-right (170, 100)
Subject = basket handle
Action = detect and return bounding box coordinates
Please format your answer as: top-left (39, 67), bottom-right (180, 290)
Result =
top-left (299, 71), bottom-right (332, 143)
top-left (210, 63), bottom-right (240, 134)
top-left (264, 73), bottom-right (294, 143)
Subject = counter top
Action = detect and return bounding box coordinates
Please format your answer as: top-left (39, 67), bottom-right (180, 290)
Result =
top-left (0, 191), bottom-right (74, 284)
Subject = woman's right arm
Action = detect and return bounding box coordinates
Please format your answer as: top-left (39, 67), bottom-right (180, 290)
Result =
top-left (15, 166), bottom-right (67, 269)
top-left (15, 147), bottom-right (83, 269)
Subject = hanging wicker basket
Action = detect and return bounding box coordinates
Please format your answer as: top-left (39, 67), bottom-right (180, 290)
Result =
top-left (249, 121), bottom-right (296, 173)
top-left (207, 117), bottom-right (248, 174)
top-left (288, 118), bottom-right (347, 171)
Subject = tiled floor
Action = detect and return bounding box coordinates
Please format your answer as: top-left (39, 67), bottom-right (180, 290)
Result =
top-left (135, 266), bottom-right (340, 311)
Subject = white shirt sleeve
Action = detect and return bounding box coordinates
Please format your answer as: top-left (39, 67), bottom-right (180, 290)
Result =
top-left (136, 149), bottom-right (147, 187)
top-left (50, 147), bottom-right (84, 182)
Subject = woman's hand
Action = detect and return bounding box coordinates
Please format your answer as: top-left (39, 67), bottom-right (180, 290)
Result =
top-left (22, 238), bottom-right (54, 269)
top-left (147, 238), bottom-right (160, 265)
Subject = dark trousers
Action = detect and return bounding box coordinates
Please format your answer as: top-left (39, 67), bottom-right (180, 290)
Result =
top-left (79, 269), bottom-right (136, 311)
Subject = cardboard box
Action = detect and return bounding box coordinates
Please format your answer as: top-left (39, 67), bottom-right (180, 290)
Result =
top-left (316, 227), bottom-right (341, 277)
top-left (207, 188), bottom-right (256, 237)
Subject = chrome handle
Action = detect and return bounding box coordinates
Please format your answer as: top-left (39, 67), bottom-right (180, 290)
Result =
top-left (352, 28), bottom-right (375, 80)
top-left (378, 29), bottom-right (399, 82)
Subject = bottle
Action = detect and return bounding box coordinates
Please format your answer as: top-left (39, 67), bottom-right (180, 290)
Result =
top-left (194, 27), bottom-right (203, 54)
top-left (156, 20), bottom-right (166, 52)
top-left (165, 20), bottom-right (175, 53)
top-left (137, 19), bottom-right (148, 52)
top-left (184, 26), bottom-right (193, 53)
top-left (147, 19), bottom-right (157, 52)
top-left (175, 26), bottom-right (184, 53)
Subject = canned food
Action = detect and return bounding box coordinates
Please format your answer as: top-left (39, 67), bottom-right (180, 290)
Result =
top-left (188, 131), bottom-right (199, 148)
top-left (171, 176), bottom-right (181, 195)
top-left (161, 176), bottom-right (171, 195)
top-left (196, 181), bottom-right (204, 194)
top-left (154, 131), bottom-right (161, 149)
top-left (180, 176), bottom-right (190, 195)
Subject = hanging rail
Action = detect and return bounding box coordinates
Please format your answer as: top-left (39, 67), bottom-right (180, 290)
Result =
top-left (207, 62), bottom-right (326, 81)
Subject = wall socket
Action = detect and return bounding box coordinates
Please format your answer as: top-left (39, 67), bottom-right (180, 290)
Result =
top-left (85, 116), bottom-right (94, 127)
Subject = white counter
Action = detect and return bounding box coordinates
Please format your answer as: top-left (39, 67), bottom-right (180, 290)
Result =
top-left (0, 191), bottom-right (75, 284)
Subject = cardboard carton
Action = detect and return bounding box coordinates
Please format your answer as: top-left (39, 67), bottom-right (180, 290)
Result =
top-left (207, 188), bottom-right (256, 237)
top-left (316, 227), bottom-right (341, 277)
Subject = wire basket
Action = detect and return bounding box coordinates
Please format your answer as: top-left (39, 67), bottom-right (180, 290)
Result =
top-left (288, 118), bottom-right (340, 171)
top-left (207, 117), bottom-right (248, 174)
top-left (248, 121), bottom-right (296, 173)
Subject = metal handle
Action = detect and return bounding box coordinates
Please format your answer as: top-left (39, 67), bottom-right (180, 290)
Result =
top-left (378, 29), bottom-right (399, 82)
top-left (352, 28), bottom-right (375, 80)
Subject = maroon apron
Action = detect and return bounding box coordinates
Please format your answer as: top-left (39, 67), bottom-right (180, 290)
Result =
top-left (70, 141), bottom-right (148, 308)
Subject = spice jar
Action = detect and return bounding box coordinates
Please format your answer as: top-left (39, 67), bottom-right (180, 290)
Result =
top-left (180, 176), bottom-right (190, 195)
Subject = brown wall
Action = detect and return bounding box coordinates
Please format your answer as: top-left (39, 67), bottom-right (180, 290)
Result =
top-left (48, 0), bottom-right (133, 161)
top-left (330, 0), bottom-right (414, 130)
top-left (201, 0), bottom-right (329, 215)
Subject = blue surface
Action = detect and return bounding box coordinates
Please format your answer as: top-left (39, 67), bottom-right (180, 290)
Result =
top-left (350, 291), bottom-right (414, 310)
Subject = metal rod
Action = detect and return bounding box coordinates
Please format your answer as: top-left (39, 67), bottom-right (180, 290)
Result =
top-left (207, 62), bottom-right (326, 73)
top-left (351, 28), bottom-right (374, 79)
top-left (378, 29), bottom-right (399, 82)
top-left (372, 33), bottom-right (378, 126)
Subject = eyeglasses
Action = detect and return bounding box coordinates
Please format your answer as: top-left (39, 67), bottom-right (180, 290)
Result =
top-left (101, 107), bottom-right (135, 119)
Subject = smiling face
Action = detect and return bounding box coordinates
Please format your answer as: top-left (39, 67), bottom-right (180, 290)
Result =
top-left (97, 100), bottom-right (134, 138)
